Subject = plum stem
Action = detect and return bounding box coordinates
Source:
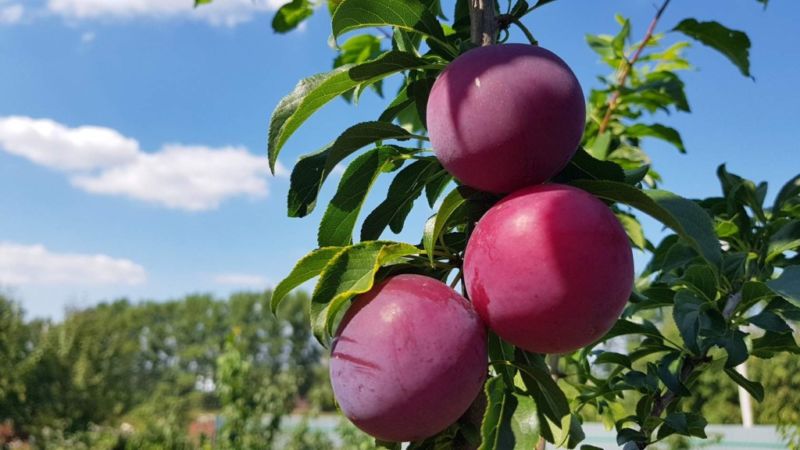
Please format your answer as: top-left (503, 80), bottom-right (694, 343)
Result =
top-left (598, 0), bottom-right (672, 134)
top-left (498, 14), bottom-right (538, 45)
top-left (469, 0), bottom-right (497, 46)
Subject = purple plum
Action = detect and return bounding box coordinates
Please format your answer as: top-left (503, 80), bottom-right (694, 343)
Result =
top-left (464, 184), bottom-right (633, 354)
top-left (330, 274), bottom-right (487, 442)
top-left (427, 44), bottom-right (585, 193)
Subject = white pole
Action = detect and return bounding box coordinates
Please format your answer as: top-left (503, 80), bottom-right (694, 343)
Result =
top-left (736, 362), bottom-right (754, 428)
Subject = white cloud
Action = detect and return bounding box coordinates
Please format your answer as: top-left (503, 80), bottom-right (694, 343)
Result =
top-left (0, 242), bottom-right (146, 286)
top-left (0, 116), bottom-right (139, 171)
top-left (81, 31), bottom-right (95, 43)
top-left (0, 116), bottom-right (284, 211)
top-left (213, 273), bottom-right (270, 287)
top-left (72, 144), bottom-right (271, 211)
top-left (0, 3), bottom-right (23, 25)
top-left (47, 0), bottom-right (285, 27)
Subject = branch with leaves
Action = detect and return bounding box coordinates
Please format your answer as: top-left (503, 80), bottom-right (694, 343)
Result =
top-left (209, 0), bottom-right (797, 447)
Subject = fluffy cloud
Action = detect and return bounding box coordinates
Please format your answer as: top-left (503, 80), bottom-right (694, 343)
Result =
top-left (0, 3), bottom-right (23, 25)
top-left (72, 144), bottom-right (271, 211)
top-left (213, 273), bottom-right (270, 287)
top-left (0, 242), bottom-right (146, 285)
top-left (0, 116), bottom-right (283, 211)
top-left (47, 0), bottom-right (286, 27)
top-left (0, 116), bottom-right (139, 171)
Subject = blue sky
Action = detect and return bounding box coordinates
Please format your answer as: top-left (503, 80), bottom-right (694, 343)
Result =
top-left (0, 0), bottom-right (797, 319)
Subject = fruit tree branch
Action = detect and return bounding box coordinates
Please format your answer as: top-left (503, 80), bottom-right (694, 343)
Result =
top-left (598, 0), bottom-right (672, 134)
top-left (469, 0), bottom-right (498, 46)
top-left (637, 290), bottom-right (742, 449)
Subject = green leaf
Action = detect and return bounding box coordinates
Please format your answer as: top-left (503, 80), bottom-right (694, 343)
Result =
top-left (681, 264), bottom-right (718, 301)
top-left (673, 290), bottom-right (705, 354)
top-left (717, 164), bottom-right (767, 223)
top-left (751, 331), bottom-right (800, 358)
top-left (673, 19), bottom-right (752, 77)
top-left (310, 241), bottom-right (420, 343)
top-left (423, 187), bottom-right (468, 265)
top-left (553, 414), bottom-right (585, 449)
top-left (621, 71), bottom-right (690, 113)
top-left (555, 148), bottom-right (625, 183)
top-left (488, 332), bottom-right (517, 387)
top-left (380, 88), bottom-right (416, 123)
top-left (361, 158), bottom-right (442, 241)
top-left (747, 310), bottom-right (793, 334)
top-left (332, 0), bottom-right (451, 52)
top-left (407, 75), bottom-right (437, 128)
top-left (479, 377), bottom-right (518, 450)
top-left (774, 174), bottom-right (800, 212)
top-left (623, 370), bottom-right (659, 393)
top-left (767, 220), bottom-right (800, 262)
top-left (624, 165), bottom-right (651, 185)
top-left (717, 330), bottom-right (749, 368)
top-left (593, 351), bottom-right (632, 368)
top-left (657, 412), bottom-right (707, 440)
top-left (272, 0), bottom-right (314, 33)
top-left (318, 149), bottom-right (389, 247)
top-left (288, 121), bottom-right (412, 217)
top-left (269, 55), bottom-right (425, 171)
top-left (587, 131), bottom-right (611, 160)
top-left (334, 35), bottom-right (383, 68)
top-left (269, 66), bottom-right (354, 171)
top-left (271, 247), bottom-right (343, 313)
top-left (424, 171), bottom-right (452, 208)
top-left (349, 51), bottom-right (438, 81)
top-left (742, 280), bottom-right (775, 306)
top-left (511, 394), bottom-right (541, 449)
top-left (571, 180), bottom-right (721, 270)
top-left (767, 265), bottom-right (800, 308)
top-left (600, 319), bottom-right (664, 342)
top-left (514, 350), bottom-right (570, 425)
top-left (657, 352), bottom-right (690, 396)
top-left (626, 123), bottom-right (686, 153)
top-left (724, 367), bottom-right (765, 402)
top-left (615, 213), bottom-right (646, 250)
top-left (765, 297), bottom-right (800, 321)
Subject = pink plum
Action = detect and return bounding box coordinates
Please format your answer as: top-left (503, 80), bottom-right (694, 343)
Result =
top-left (426, 44), bottom-right (586, 194)
top-left (330, 274), bottom-right (487, 442)
top-left (464, 184), bottom-right (633, 354)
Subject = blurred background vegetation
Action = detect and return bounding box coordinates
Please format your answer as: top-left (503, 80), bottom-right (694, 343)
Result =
top-left (0, 290), bottom-right (377, 449)
top-left (1, 289), bottom-right (798, 449)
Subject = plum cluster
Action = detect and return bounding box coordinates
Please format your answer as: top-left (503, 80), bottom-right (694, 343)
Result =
top-left (329, 44), bottom-right (634, 442)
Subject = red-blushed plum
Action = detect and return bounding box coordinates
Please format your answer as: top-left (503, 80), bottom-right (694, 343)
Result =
top-left (464, 184), bottom-right (633, 354)
top-left (330, 274), bottom-right (488, 442)
top-left (426, 44), bottom-right (586, 194)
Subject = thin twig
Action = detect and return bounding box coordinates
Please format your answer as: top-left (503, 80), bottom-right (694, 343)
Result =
top-left (598, 0), bottom-right (672, 134)
top-left (449, 270), bottom-right (463, 289)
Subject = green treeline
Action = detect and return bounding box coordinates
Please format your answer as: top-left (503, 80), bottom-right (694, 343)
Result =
top-left (0, 291), bottom-right (797, 449)
top-left (0, 291), bottom-right (373, 449)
